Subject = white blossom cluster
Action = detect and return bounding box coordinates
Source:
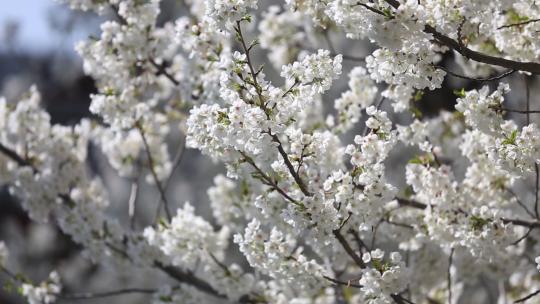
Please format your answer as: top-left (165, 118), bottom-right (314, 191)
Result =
top-left (143, 202), bottom-right (230, 268)
top-left (21, 271), bottom-right (62, 304)
top-left (1, 0), bottom-right (540, 303)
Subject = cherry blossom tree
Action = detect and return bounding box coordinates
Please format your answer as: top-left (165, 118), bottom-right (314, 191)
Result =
top-left (1, 0), bottom-right (540, 303)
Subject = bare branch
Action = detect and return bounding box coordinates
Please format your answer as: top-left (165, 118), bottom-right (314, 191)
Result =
top-left (515, 289), bottom-right (540, 303)
top-left (498, 18), bottom-right (540, 30)
top-left (136, 122), bottom-right (172, 221)
top-left (435, 65), bottom-right (516, 82)
top-left (383, 0), bottom-right (540, 74)
top-left (333, 229), bottom-right (366, 268)
top-left (58, 288), bottom-right (157, 300)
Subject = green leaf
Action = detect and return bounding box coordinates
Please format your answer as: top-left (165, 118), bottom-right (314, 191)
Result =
top-left (404, 185), bottom-right (415, 198)
top-left (217, 111), bottom-right (231, 125)
top-left (410, 106), bottom-right (423, 119)
top-left (470, 215), bottom-right (490, 231)
top-left (502, 130), bottom-right (518, 145)
top-left (413, 90), bottom-right (424, 102)
top-left (453, 88), bottom-right (466, 98)
top-left (507, 9), bottom-right (529, 23)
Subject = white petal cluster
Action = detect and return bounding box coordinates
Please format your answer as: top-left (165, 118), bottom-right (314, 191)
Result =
top-left (366, 46), bottom-right (445, 91)
top-left (203, 0), bottom-right (258, 30)
top-left (258, 6), bottom-right (305, 68)
top-left (340, 107), bottom-right (398, 230)
top-left (281, 50), bottom-right (343, 95)
top-left (455, 83), bottom-right (509, 134)
top-left (457, 84), bottom-right (540, 174)
top-left (144, 202), bottom-right (229, 268)
top-left (355, 250), bottom-right (409, 304)
top-left (334, 67), bottom-right (378, 133)
top-left (21, 271), bottom-right (62, 304)
top-left (397, 119), bottom-right (432, 152)
top-left (234, 219), bottom-right (327, 295)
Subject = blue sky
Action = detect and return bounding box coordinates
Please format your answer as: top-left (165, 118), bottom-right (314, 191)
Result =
top-left (1, 0), bottom-right (97, 53)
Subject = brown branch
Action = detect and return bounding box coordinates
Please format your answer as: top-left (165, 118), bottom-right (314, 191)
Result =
top-left (507, 188), bottom-right (535, 219)
top-left (149, 58), bottom-right (180, 86)
top-left (323, 275), bottom-right (363, 288)
top-left (239, 151), bottom-right (299, 205)
top-left (497, 108), bottom-right (540, 114)
top-left (382, 0), bottom-right (540, 74)
top-left (135, 122), bottom-right (172, 221)
top-left (391, 294), bottom-right (416, 304)
top-left (435, 65), bottom-right (516, 82)
top-left (155, 263), bottom-right (225, 298)
top-left (356, 2), bottom-right (389, 16)
top-left (397, 198), bottom-right (427, 209)
top-left (502, 217), bottom-right (540, 228)
top-left (448, 248), bottom-right (454, 304)
top-left (397, 197), bottom-right (540, 228)
top-left (332, 229), bottom-right (366, 268)
top-left (270, 134), bottom-right (312, 196)
top-left (426, 25), bottom-right (540, 74)
top-left (515, 289), bottom-right (540, 303)
top-left (512, 227), bottom-right (534, 245)
top-left (525, 75), bottom-right (531, 125)
top-left (535, 164), bottom-right (539, 219)
top-left (58, 288), bottom-right (157, 300)
top-left (235, 20), bottom-right (265, 105)
top-left (0, 142), bottom-right (36, 172)
top-left (498, 18), bottom-right (540, 30)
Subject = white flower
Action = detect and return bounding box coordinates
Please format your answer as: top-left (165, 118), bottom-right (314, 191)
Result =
top-left (21, 271), bottom-right (61, 304)
top-left (144, 202), bottom-right (229, 268)
top-left (281, 49), bottom-right (342, 95)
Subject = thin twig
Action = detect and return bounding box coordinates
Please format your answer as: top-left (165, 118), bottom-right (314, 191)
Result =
top-left (58, 288), bottom-right (157, 300)
top-left (0, 142), bottom-right (36, 172)
top-left (323, 275), bottom-right (363, 288)
top-left (361, 96), bottom-right (386, 137)
top-left (498, 18), bottom-right (540, 30)
top-left (239, 151), bottom-right (299, 205)
top-left (448, 248), bottom-right (454, 304)
top-left (271, 134), bottom-right (312, 196)
top-left (323, 29), bottom-right (336, 54)
top-left (0, 265), bottom-right (18, 281)
top-left (535, 163), bottom-right (539, 219)
top-left (497, 108), bottom-right (540, 114)
top-left (128, 178), bottom-right (139, 230)
top-left (149, 58), bottom-right (180, 86)
top-left (235, 20), bottom-right (265, 105)
top-left (514, 289), bottom-right (540, 303)
top-left (136, 122), bottom-right (172, 221)
top-left (382, 0), bottom-right (540, 74)
top-left (525, 75), bottom-right (531, 125)
top-left (512, 227), bottom-right (534, 245)
top-left (370, 218), bottom-right (384, 249)
top-left (507, 188), bottom-right (535, 219)
top-left (349, 229), bottom-right (371, 252)
top-left (435, 65), bottom-right (516, 82)
top-left (154, 135), bottom-right (186, 222)
top-left (397, 197), bottom-right (540, 229)
top-left (155, 263), bottom-right (225, 298)
top-left (333, 229), bottom-right (366, 268)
